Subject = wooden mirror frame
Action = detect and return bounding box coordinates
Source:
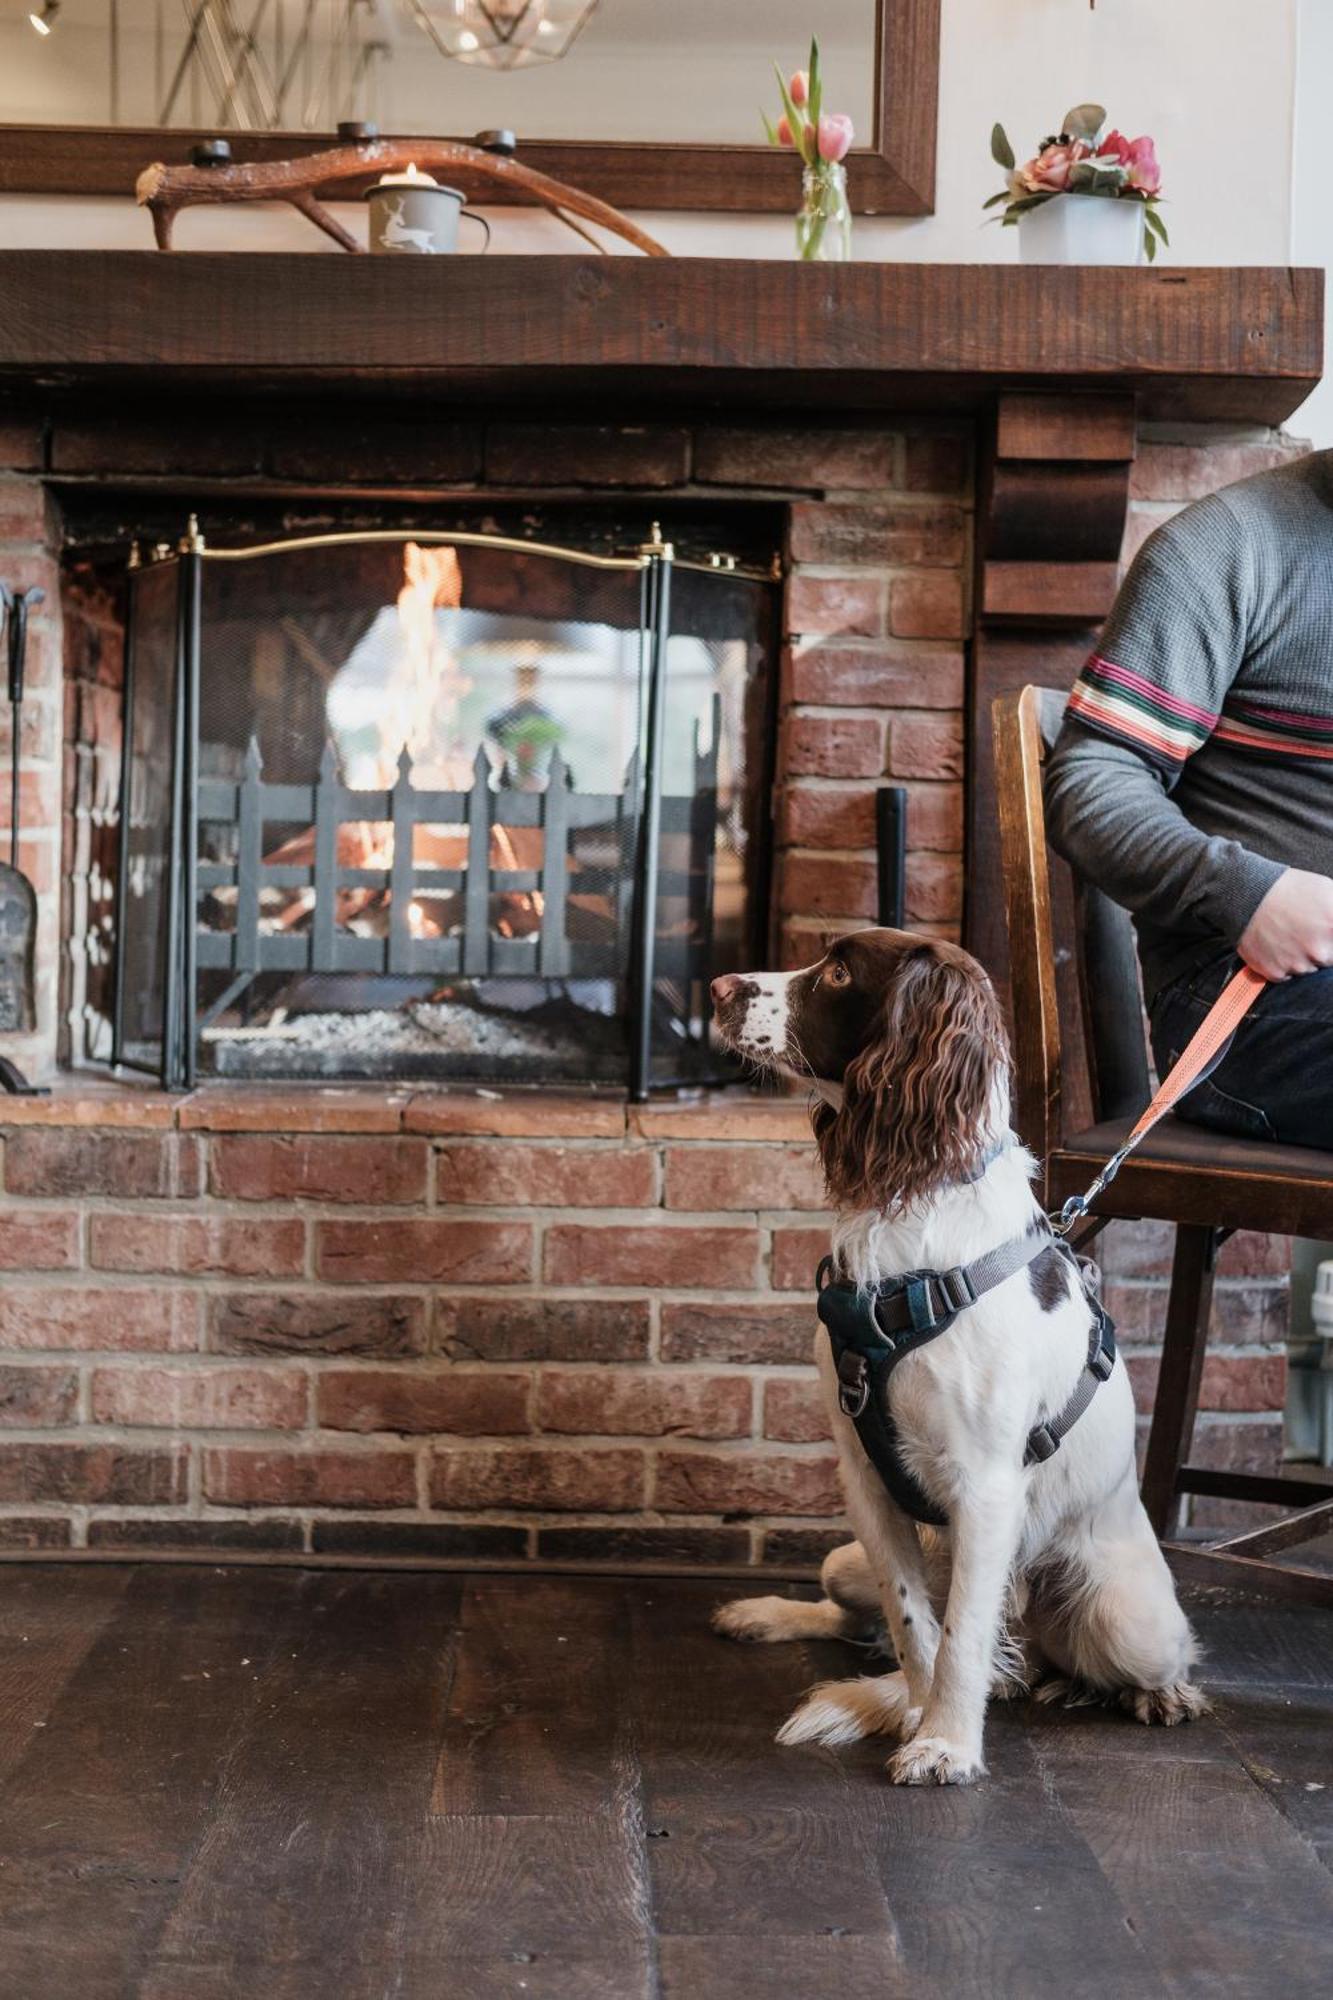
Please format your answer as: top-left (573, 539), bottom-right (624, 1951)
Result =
top-left (0, 0), bottom-right (938, 216)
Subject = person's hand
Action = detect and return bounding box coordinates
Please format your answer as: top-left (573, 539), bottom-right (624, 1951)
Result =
top-left (1237, 869), bottom-right (1333, 980)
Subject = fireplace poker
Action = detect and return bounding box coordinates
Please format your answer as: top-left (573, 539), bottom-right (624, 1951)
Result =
top-left (5, 584), bottom-right (44, 868)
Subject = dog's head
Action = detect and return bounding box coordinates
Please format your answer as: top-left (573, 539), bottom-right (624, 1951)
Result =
top-left (711, 927), bottom-right (1010, 1212)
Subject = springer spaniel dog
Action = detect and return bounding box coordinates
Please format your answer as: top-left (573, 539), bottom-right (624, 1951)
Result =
top-left (710, 927), bottom-right (1202, 1786)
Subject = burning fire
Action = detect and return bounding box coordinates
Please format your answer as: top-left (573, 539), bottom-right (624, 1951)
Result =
top-left (258, 542), bottom-right (543, 944)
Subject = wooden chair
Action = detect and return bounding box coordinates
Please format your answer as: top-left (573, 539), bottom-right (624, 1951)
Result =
top-left (993, 683), bottom-right (1333, 1604)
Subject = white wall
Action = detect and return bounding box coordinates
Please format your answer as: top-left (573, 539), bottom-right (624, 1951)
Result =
top-left (1292, 0), bottom-right (1333, 446)
top-left (0, 0), bottom-right (1321, 430)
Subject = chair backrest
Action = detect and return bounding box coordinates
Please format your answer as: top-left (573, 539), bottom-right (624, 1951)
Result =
top-left (992, 685), bottom-right (1150, 1167)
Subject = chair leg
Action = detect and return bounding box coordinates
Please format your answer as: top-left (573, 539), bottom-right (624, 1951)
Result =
top-left (1140, 1223), bottom-right (1218, 1539)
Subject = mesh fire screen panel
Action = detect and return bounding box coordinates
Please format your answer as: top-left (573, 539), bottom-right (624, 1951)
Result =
top-left (113, 529), bottom-right (777, 1093)
top-left (115, 560), bottom-right (180, 1074)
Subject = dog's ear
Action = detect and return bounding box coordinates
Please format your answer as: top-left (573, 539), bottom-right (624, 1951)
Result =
top-left (813, 943), bottom-right (1009, 1213)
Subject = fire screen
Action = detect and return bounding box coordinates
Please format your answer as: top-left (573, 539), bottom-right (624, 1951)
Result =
top-left (113, 525), bottom-right (778, 1096)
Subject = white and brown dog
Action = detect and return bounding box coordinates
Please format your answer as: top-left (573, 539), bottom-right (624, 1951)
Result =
top-left (710, 927), bottom-right (1203, 1786)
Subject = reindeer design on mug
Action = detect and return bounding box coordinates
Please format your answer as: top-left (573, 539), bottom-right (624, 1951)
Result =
top-left (379, 198), bottom-right (437, 254)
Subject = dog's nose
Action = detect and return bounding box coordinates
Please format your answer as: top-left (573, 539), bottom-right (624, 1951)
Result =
top-left (710, 973), bottom-right (743, 1006)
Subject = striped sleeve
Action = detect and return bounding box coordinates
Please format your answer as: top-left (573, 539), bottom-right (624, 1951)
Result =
top-left (1062, 495), bottom-right (1248, 779)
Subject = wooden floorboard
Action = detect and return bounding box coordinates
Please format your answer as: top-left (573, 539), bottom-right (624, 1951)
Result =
top-left (0, 1564), bottom-right (1327, 1999)
top-left (140, 1570), bottom-right (464, 1999)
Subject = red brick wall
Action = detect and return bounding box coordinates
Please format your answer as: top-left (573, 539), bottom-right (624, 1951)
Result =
top-left (0, 1084), bottom-right (1290, 1558)
top-left (771, 426), bottom-right (967, 966)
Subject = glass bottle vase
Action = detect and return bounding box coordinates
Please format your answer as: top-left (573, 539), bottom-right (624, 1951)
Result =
top-left (796, 162), bottom-right (852, 262)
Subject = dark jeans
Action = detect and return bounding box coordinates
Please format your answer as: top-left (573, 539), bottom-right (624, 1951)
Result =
top-left (1149, 951), bottom-right (1333, 1149)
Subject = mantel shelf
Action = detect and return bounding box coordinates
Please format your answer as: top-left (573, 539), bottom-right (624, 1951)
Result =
top-left (0, 254), bottom-right (1320, 425)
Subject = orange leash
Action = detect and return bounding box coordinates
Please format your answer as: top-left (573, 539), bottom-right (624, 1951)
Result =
top-left (1053, 963), bottom-right (1269, 1234)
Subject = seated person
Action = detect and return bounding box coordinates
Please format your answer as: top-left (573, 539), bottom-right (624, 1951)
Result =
top-left (1045, 450), bottom-right (1333, 1149)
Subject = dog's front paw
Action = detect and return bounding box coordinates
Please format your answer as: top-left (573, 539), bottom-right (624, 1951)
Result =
top-left (888, 1735), bottom-right (984, 1786)
top-left (776, 1671), bottom-right (920, 1749)
top-left (711, 1595), bottom-right (798, 1643)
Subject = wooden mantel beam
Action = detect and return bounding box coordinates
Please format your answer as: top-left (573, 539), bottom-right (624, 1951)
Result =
top-left (0, 256), bottom-right (1320, 425)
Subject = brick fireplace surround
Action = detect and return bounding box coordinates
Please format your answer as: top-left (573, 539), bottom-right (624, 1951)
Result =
top-left (0, 257), bottom-right (1317, 1564)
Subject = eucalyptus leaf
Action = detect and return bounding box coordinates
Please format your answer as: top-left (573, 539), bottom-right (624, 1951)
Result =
top-left (991, 122), bottom-right (1015, 170)
top-left (1144, 230), bottom-right (1158, 262)
top-left (982, 190), bottom-right (1010, 209)
top-left (1144, 206), bottom-right (1169, 241)
top-left (1062, 102), bottom-right (1106, 140)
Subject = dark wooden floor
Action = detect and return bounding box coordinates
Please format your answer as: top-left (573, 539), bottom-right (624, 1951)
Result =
top-left (0, 1565), bottom-right (1330, 2000)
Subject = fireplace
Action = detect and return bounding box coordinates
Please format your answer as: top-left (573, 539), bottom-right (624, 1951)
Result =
top-left (113, 518), bottom-right (779, 1097)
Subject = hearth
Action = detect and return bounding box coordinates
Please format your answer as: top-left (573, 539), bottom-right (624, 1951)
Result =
top-left (112, 520), bottom-right (779, 1096)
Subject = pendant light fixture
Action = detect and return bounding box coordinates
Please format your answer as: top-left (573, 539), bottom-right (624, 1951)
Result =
top-left (415, 0), bottom-right (599, 71)
top-left (28, 0), bottom-right (60, 34)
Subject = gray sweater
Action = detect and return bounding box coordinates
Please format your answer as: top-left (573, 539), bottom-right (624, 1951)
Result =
top-left (1045, 450), bottom-right (1333, 1000)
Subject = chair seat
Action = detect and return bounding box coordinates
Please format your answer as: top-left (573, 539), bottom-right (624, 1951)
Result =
top-left (1049, 1115), bottom-right (1333, 1237)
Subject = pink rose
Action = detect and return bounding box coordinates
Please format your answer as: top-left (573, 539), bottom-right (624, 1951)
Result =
top-left (776, 114), bottom-right (795, 148)
top-left (816, 113), bottom-right (854, 164)
top-left (789, 69), bottom-right (809, 108)
top-left (1021, 139), bottom-right (1089, 193)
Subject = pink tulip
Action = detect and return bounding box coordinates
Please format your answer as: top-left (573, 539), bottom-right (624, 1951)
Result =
top-left (816, 113), bottom-right (854, 164)
top-left (1122, 134), bottom-right (1162, 194)
top-left (1095, 130), bottom-right (1163, 195)
top-left (789, 69), bottom-right (809, 107)
top-left (776, 114), bottom-right (795, 148)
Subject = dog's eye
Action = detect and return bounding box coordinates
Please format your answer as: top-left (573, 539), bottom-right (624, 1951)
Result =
top-left (826, 959), bottom-right (851, 986)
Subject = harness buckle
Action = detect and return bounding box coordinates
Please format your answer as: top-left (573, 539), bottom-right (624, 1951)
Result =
top-left (1089, 1333), bottom-right (1115, 1382)
top-left (938, 1266), bottom-right (977, 1314)
top-left (1026, 1421), bottom-right (1060, 1464)
top-left (836, 1348), bottom-right (871, 1420)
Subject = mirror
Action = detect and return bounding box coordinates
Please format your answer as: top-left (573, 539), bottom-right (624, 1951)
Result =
top-left (0, 0), bottom-right (938, 213)
top-left (3, 0), bottom-right (878, 144)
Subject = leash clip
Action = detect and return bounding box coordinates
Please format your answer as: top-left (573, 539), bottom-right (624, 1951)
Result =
top-left (1053, 1192), bottom-right (1088, 1238)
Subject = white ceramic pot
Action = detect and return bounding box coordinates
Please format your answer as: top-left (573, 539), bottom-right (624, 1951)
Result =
top-left (1017, 193), bottom-right (1145, 267)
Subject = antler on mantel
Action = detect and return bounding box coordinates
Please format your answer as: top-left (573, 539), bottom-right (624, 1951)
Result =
top-left (136, 138), bottom-right (670, 257)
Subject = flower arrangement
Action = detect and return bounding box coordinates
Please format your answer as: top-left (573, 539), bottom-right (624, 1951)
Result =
top-left (763, 38), bottom-right (855, 262)
top-left (986, 103), bottom-right (1167, 260)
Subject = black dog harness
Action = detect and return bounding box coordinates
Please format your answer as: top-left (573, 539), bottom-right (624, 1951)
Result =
top-left (816, 1226), bottom-right (1117, 1527)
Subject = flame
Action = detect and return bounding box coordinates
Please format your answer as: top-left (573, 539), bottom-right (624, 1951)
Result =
top-left (256, 543), bottom-right (551, 952)
top-left (378, 542), bottom-right (472, 791)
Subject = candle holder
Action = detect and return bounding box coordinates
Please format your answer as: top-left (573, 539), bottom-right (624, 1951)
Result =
top-left (365, 164), bottom-right (466, 254)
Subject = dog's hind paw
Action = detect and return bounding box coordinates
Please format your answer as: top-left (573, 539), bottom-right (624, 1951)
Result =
top-left (776, 1671), bottom-right (920, 1749)
top-left (888, 1735), bottom-right (984, 1787)
top-left (711, 1596), bottom-right (805, 1643)
top-left (1120, 1680), bottom-right (1209, 1726)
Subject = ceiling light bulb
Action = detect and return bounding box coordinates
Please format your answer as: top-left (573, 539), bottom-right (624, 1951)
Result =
top-left (457, 27), bottom-right (479, 48)
top-left (28, 0), bottom-right (59, 32)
